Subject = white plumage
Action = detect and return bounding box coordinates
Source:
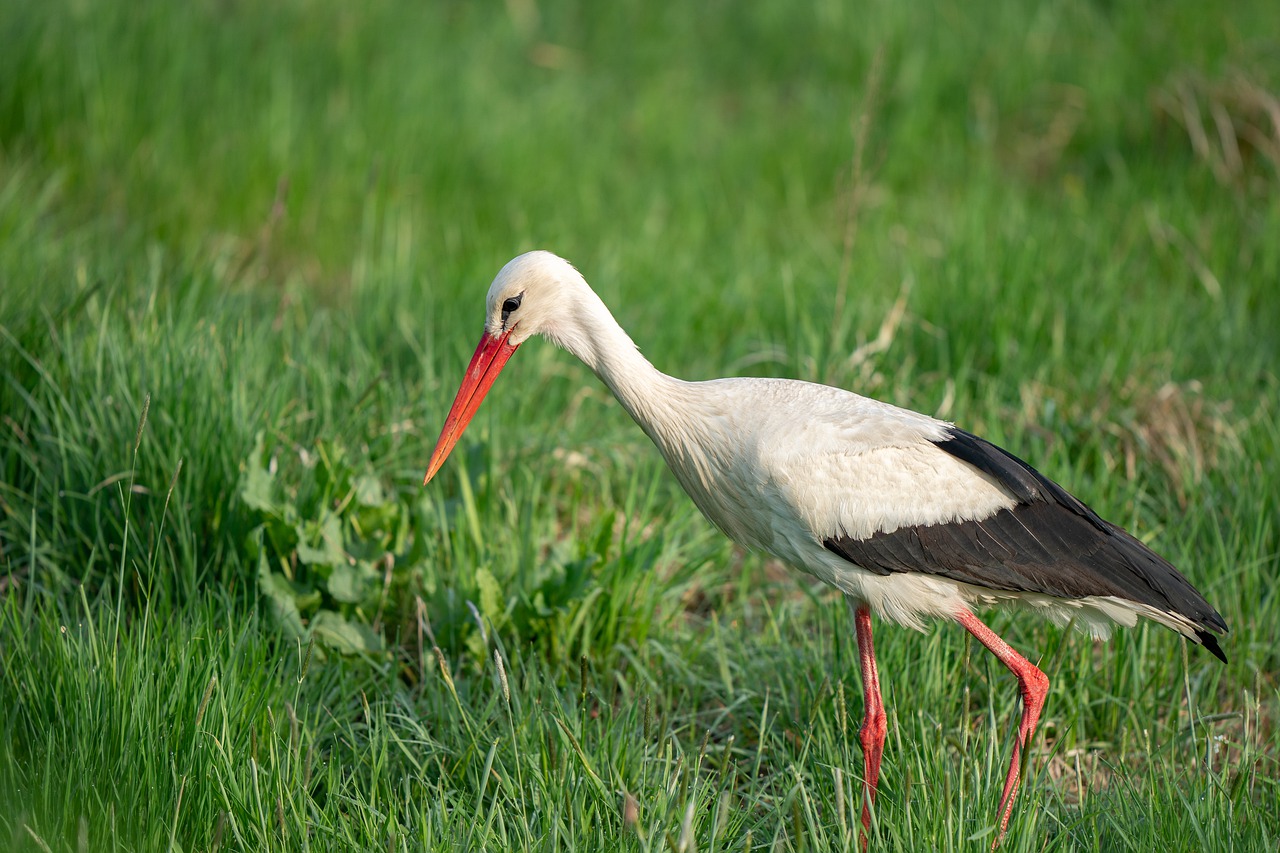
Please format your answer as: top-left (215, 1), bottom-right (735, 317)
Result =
top-left (424, 250), bottom-right (1227, 847)
top-left (617, 377), bottom-right (1019, 628)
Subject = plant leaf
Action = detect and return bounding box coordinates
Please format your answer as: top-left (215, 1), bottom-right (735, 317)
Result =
top-left (296, 511), bottom-right (346, 566)
top-left (327, 562), bottom-right (367, 603)
top-left (475, 566), bottom-right (504, 627)
top-left (256, 547), bottom-right (305, 639)
top-left (241, 431), bottom-right (278, 513)
top-left (354, 474), bottom-right (385, 507)
top-left (310, 610), bottom-right (382, 654)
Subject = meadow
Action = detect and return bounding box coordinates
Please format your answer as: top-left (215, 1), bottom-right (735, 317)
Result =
top-left (1, 1), bottom-right (1277, 850)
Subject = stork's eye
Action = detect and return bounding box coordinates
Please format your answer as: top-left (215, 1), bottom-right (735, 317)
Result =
top-left (501, 293), bottom-right (524, 325)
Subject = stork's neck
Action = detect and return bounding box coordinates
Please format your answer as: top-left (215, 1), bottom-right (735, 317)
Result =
top-left (549, 287), bottom-right (687, 437)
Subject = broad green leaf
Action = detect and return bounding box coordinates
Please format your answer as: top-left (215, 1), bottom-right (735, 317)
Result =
top-left (240, 431), bottom-right (278, 513)
top-left (475, 566), bottom-right (504, 627)
top-left (256, 548), bottom-right (304, 639)
top-left (353, 474), bottom-right (385, 507)
top-left (310, 610), bottom-right (382, 654)
top-left (296, 512), bottom-right (345, 566)
top-left (327, 562), bottom-right (367, 603)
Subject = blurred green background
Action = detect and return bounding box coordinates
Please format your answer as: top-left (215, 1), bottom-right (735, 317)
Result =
top-left (1, 1), bottom-right (1277, 850)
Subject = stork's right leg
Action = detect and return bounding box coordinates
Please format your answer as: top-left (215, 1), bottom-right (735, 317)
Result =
top-left (955, 608), bottom-right (1050, 848)
top-left (851, 601), bottom-right (887, 846)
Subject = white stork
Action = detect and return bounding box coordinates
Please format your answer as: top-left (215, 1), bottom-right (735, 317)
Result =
top-left (423, 251), bottom-right (1228, 846)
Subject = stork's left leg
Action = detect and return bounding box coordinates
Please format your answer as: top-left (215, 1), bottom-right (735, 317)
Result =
top-left (850, 600), bottom-right (887, 846)
top-left (955, 609), bottom-right (1050, 847)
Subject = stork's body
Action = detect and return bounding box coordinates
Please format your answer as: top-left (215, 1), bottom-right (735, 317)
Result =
top-left (424, 251), bottom-right (1228, 846)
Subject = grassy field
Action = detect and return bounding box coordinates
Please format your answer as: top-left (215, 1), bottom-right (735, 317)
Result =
top-left (2, 0), bottom-right (1278, 850)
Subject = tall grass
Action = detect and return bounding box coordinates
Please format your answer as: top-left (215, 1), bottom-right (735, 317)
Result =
top-left (1, 0), bottom-right (1277, 849)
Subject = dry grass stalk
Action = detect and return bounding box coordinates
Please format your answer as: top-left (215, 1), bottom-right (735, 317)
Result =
top-left (1017, 369), bottom-right (1240, 505)
top-left (1153, 69), bottom-right (1280, 186)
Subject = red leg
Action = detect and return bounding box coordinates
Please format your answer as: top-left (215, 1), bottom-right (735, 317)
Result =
top-left (853, 603), bottom-right (887, 847)
top-left (955, 609), bottom-right (1050, 848)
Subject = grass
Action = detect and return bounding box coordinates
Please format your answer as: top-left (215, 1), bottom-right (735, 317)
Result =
top-left (2, 0), bottom-right (1278, 850)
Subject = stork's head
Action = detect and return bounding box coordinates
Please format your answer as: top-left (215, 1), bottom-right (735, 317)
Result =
top-left (423, 251), bottom-right (588, 484)
top-left (480, 250), bottom-right (586, 346)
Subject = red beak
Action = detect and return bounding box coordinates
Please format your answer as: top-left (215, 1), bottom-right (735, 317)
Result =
top-left (423, 328), bottom-right (520, 485)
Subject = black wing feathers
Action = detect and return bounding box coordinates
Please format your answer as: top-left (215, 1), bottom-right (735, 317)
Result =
top-left (822, 427), bottom-right (1228, 659)
top-left (935, 428), bottom-right (1104, 525)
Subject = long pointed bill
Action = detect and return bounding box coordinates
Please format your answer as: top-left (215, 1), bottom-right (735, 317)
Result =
top-left (423, 328), bottom-right (520, 485)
